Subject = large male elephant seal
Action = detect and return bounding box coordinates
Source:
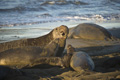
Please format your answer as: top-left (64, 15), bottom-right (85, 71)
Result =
top-left (68, 23), bottom-right (113, 40)
top-left (0, 25), bottom-right (69, 57)
top-left (0, 38), bottom-right (61, 68)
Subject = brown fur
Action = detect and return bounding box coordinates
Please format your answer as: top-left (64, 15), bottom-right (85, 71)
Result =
top-left (67, 44), bottom-right (75, 54)
top-left (30, 45), bottom-right (74, 68)
top-left (61, 44), bottom-right (75, 68)
top-left (0, 39), bottom-right (60, 68)
top-left (29, 44), bottom-right (75, 68)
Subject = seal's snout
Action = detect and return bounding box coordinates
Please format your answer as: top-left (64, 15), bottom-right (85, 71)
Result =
top-left (59, 25), bottom-right (69, 39)
top-left (62, 33), bottom-right (65, 36)
top-left (67, 44), bottom-right (75, 55)
top-left (60, 31), bottom-right (65, 36)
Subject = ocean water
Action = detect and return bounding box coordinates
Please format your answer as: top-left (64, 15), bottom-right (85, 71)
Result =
top-left (0, 0), bottom-right (120, 41)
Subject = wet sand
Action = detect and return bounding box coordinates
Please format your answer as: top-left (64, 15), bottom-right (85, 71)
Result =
top-left (1, 27), bottom-right (120, 80)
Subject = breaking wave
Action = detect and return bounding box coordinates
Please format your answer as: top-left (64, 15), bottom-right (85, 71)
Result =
top-left (0, 13), bottom-right (120, 27)
top-left (0, 0), bottom-right (120, 27)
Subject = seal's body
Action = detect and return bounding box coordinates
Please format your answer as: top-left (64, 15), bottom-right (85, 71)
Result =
top-left (68, 23), bottom-right (113, 40)
top-left (70, 51), bottom-right (95, 72)
top-left (0, 25), bottom-right (69, 57)
top-left (0, 39), bottom-right (60, 68)
top-left (66, 45), bottom-right (95, 72)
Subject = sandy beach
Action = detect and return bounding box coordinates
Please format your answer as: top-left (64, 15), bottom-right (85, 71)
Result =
top-left (0, 25), bottom-right (120, 80)
top-left (0, 0), bottom-right (120, 79)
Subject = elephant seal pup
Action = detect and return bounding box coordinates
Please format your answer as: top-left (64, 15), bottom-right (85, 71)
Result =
top-left (68, 45), bottom-right (95, 72)
top-left (0, 25), bottom-right (69, 56)
top-left (68, 23), bottom-right (113, 40)
top-left (0, 39), bottom-right (60, 69)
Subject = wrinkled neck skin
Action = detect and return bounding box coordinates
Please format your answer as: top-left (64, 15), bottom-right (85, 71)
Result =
top-left (39, 38), bottom-right (60, 57)
top-left (39, 37), bottom-right (67, 57)
top-left (55, 38), bottom-right (66, 57)
top-left (34, 30), bottom-right (54, 47)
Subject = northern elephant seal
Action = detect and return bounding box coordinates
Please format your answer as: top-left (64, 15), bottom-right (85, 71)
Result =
top-left (0, 44), bottom-right (73, 69)
top-left (67, 45), bottom-right (95, 72)
top-left (0, 38), bottom-right (61, 68)
top-left (70, 51), bottom-right (95, 72)
top-left (68, 23), bottom-right (113, 40)
top-left (0, 25), bottom-right (69, 57)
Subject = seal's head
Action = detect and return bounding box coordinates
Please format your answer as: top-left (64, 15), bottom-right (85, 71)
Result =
top-left (61, 44), bottom-right (75, 68)
top-left (53, 25), bottom-right (69, 39)
top-left (67, 44), bottom-right (75, 55)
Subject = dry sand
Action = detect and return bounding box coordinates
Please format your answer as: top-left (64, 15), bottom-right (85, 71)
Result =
top-left (1, 28), bottom-right (120, 80)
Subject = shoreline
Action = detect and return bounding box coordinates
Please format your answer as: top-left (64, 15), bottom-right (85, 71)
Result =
top-left (0, 23), bottom-right (120, 43)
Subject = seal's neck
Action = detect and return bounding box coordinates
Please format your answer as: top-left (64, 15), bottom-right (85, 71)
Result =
top-left (36, 30), bottom-right (54, 46)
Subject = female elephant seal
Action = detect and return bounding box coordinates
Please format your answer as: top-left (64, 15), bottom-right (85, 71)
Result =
top-left (0, 38), bottom-right (61, 68)
top-left (68, 23), bottom-right (113, 40)
top-left (0, 25), bottom-right (69, 57)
